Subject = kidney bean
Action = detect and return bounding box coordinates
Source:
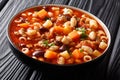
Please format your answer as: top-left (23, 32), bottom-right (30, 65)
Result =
top-left (32, 50), bottom-right (45, 57)
top-left (39, 27), bottom-right (49, 34)
top-left (59, 45), bottom-right (68, 52)
top-left (55, 41), bottom-right (63, 46)
top-left (65, 15), bottom-right (71, 21)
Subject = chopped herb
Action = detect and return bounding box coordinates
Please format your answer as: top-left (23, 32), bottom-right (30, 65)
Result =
top-left (76, 27), bottom-right (86, 33)
top-left (43, 40), bottom-right (49, 46)
top-left (79, 48), bottom-right (84, 52)
top-left (81, 32), bottom-right (88, 39)
top-left (81, 28), bottom-right (86, 33)
top-left (76, 28), bottom-right (81, 31)
top-left (76, 27), bottom-right (88, 40)
top-left (48, 42), bottom-right (55, 47)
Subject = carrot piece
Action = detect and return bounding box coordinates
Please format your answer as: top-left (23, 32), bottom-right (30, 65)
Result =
top-left (63, 26), bottom-right (72, 35)
top-left (72, 49), bottom-right (84, 59)
top-left (37, 9), bottom-right (48, 19)
top-left (54, 26), bottom-right (64, 34)
top-left (68, 30), bottom-right (80, 40)
top-left (44, 50), bottom-right (57, 59)
top-left (18, 23), bottom-right (29, 28)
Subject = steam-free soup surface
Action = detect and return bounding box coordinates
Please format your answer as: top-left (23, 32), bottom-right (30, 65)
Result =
top-left (10, 6), bottom-right (108, 65)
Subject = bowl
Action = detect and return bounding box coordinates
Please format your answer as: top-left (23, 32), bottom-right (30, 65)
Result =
top-left (7, 4), bottom-right (111, 73)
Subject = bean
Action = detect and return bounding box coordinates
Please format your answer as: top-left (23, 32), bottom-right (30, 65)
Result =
top-left (32, 50), bottom-right (45, 57)
top-left (65, 15), bottom-right (71, 21)
top-left (39, 27), bottom-right (48, 34)
top-left (59, 45), bottom-right (68, 52)
top-left (55, 41), bottom-right (63, 46)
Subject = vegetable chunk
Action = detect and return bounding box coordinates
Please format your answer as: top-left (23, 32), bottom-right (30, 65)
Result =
top-left (37, 9), bottom-right (48, 19)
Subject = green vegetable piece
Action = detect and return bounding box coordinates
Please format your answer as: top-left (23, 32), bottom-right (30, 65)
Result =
top-left (79, 48), bottom-right (84, 52)
top-left (76, 27), bottom-right (86, 33)
top-left (81, 32), bottom-right (88, 39)
top-left (48, 42), bottom-right (55, 47)
top-left (81, 28), bottom-right (86, 33)
top-left (76, 27), bottom-right (88, 40)
top-left (43, 40), bottom-right (49, 46)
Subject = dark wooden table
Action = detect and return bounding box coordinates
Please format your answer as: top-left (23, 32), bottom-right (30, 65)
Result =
top-left (0, 0), bottom-right (120, 80)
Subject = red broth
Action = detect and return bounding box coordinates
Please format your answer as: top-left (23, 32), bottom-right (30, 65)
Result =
top-left (9, 6), bottom-right (108, 65)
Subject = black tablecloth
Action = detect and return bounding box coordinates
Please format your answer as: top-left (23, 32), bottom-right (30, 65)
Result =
top-left (0, 0), bottom-right (120, 80)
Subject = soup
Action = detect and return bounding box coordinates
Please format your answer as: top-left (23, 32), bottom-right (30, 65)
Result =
top-left (9, 6), bottom-right (108, 65)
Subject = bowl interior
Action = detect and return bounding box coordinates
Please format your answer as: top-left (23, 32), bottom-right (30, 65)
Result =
top-left (7, 4), bottom-right (111, 66)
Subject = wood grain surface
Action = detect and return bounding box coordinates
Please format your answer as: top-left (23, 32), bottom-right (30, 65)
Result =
top-left (0, 0), bottom-right (120, 80)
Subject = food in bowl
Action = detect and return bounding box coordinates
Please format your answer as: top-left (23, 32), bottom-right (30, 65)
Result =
top-left (9, 5), bottom-right (110, 65)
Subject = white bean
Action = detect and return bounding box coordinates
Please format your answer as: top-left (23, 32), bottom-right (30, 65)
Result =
top-left (89, 31), bottom-right (96, 40)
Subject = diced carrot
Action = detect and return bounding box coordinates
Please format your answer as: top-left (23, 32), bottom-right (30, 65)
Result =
top-left (72, 49), bottom-right (84, 59)
top-left (54, 26), bottom-right (64, 34)
top-left (18, 23), bottom-right (29, 28)
top-left (44, 50), bottom-right (57, 59)
top-left (63, 26), bottom-right (72, 35)
top-left (68, 30), bottom-right (80, 40)
top-left (37, 9), bottom-right (48, 19)
top-left (53, 11), bottom-right (59, 17)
